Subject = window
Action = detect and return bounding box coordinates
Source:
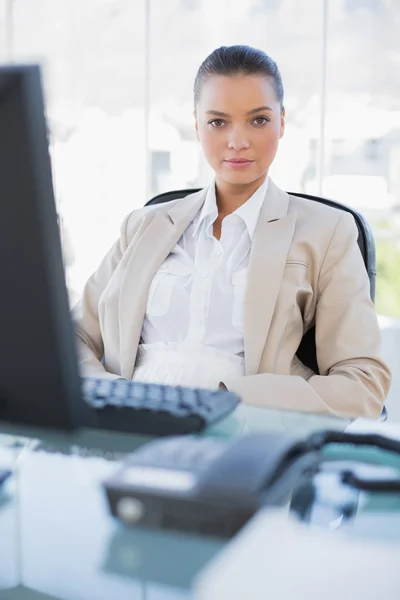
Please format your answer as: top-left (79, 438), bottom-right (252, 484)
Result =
top-left (10, 0), bottom-right (147, 303)
top-left (3, 0), bottom-right (399, 323)
top-left (325, 0), bottom-right (400, 318)
top-left (0, 0), bottom-right (8, 60)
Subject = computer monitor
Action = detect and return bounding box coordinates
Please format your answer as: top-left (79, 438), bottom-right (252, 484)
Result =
top-left (0, 65), bottom-right (89, 430)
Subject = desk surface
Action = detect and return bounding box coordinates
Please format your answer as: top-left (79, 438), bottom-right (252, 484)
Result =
top-left (0, 405), bottom-right (398, 600)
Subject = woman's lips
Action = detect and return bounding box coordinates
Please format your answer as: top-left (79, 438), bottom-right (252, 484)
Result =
top-left (224, 159), bottom-right (254, 169)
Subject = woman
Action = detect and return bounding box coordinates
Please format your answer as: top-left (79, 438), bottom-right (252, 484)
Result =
top-left (74, 45), bottom-right (391, 418)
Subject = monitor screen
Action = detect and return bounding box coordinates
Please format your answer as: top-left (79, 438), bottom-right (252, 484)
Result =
top-left (0, 65), bottom-right (86, 430)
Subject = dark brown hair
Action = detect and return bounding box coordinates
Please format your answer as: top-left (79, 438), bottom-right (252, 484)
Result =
top-left (194, 45), bottom-right (284, 110)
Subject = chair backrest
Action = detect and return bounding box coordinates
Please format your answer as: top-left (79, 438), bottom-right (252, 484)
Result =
top-left (146, 189), bottom-right (376, 375)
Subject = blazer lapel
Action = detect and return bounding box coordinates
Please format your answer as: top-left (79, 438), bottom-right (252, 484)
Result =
top-left (119, 189), bottom-right (207, 378)
top-left (244, 180), bottom-right (296, 375)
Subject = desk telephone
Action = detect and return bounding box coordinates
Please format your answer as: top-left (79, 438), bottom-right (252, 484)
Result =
top-left (104, 433), bottom-right (320, 538)
top-left (104, 429), bottom-right (400, 538)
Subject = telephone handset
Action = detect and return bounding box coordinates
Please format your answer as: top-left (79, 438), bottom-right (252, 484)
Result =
top-left (104, 433), bottom-right (320, 538)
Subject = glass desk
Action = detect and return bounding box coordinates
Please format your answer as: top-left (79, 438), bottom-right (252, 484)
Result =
top-left (0, 405), bottom-right (398, 600)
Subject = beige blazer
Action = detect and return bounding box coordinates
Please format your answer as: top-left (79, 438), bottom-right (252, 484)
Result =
top-left (73, 179), bottom-right (391, 419)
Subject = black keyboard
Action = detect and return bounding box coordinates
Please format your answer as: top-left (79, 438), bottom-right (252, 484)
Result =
top-left (81, 377), bottom-right (241, 436)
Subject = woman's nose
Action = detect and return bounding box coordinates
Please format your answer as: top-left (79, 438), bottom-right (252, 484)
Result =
top-left (227, 127), bottom-right (250, 151)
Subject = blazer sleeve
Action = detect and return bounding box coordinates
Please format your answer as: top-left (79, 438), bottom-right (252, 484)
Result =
top-left (72, 213), bottom-right (132, 379)
top-left (221, 212), bottom-right (392, 419)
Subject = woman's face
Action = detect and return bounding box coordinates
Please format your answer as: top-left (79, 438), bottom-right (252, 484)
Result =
top-left (195, 74), bottom-right (285, 187)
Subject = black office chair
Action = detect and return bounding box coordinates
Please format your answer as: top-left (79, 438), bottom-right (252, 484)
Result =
top-left (146, 188), bottom-right (386, 420)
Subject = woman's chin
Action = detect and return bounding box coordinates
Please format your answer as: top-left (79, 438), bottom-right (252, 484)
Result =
top-left (216, 171), bottom-right (263, 186)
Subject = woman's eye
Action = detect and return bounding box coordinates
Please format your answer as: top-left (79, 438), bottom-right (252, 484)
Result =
top-left (209, 119), bottom-right (226, 128)
top-left (253, 116), bottom-right (269, 126)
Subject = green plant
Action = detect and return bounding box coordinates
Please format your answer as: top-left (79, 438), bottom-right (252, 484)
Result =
top-left (375, 237), bottom-right (400, 318)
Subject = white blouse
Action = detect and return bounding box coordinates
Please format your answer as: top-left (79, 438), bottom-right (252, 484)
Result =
top-left (140, 178), bottom-right (268, 357)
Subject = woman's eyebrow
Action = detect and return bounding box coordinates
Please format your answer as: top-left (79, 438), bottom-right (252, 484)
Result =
top-left (205, 106), bottom-right (274, 117)
top-left (205, 110), bottom-right (229, 117)
top-left (247, 106), bottom-right (274, 115)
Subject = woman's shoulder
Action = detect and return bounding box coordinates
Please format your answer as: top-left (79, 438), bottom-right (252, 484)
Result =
top-left (123, 189), bottom-right (206, 239)
top-left (288, 191), bottom-right (347, 219)
top-left (287, 191), bottom-right (356, 234)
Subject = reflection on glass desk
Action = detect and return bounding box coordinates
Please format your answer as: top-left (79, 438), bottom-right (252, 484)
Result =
top-left (0, 404), bottom-right (399, 600)
top-left (0, 440), bottom-right (27, 594)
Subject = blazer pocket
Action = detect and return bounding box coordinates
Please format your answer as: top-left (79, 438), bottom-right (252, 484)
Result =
top-left (146, 258), bottom-right (191, 317)
top-left (232, 268), bottom-right (248, 333)
top-left (285, 260), bottom-right (308, 268)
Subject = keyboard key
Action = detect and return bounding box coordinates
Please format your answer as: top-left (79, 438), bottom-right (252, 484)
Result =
top-left (81, 377), bottom-right (241, 436)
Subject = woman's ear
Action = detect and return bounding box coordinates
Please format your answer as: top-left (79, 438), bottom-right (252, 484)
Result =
top-left (280, 107), bottom-right (285, 139)
top-left (194, 110), bottom-right (200, 141)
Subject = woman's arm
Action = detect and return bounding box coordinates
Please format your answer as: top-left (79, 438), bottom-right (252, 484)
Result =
top-left (221, 212), bottom-right (392, 419)
top-left (72, 213), bottom-right (132, 378)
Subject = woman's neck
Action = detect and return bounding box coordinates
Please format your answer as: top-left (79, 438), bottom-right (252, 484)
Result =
top-left (215, 173), bottom-right (267, 217)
